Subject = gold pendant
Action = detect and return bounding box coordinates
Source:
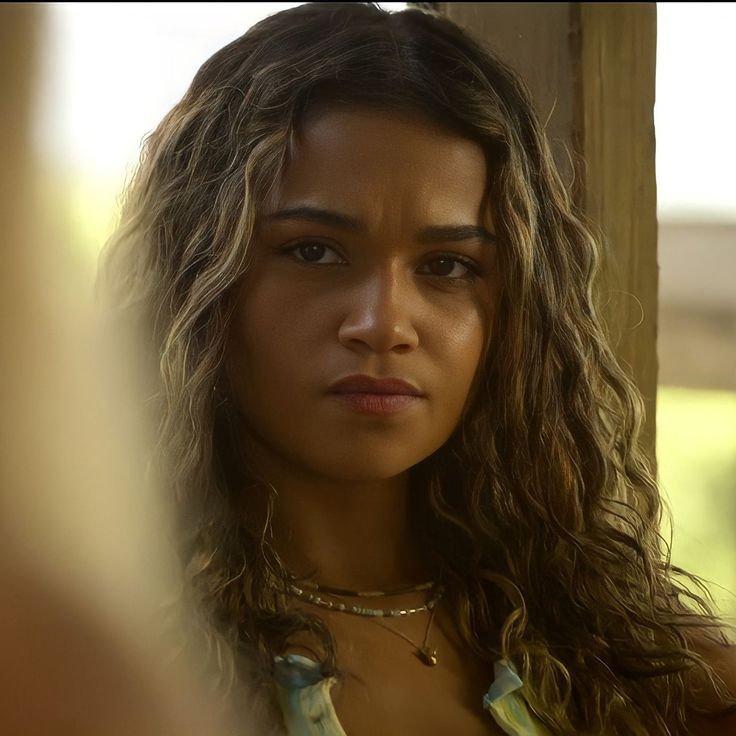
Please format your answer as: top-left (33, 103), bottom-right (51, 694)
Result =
top-left (417, 646), bottom-right (438, 666)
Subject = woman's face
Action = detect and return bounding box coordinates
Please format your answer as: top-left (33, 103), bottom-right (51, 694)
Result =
top-left (227, 105), bottom-right (497, 483)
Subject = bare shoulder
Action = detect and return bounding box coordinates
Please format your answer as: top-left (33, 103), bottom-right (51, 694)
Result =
top-left (682, 626), bottom-right (736, 736)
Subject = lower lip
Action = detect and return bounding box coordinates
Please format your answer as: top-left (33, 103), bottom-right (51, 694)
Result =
top-left (331, 392), bottom-right (423, 415)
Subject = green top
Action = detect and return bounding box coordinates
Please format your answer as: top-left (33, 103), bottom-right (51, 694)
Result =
top-left (272, 654), bottom-right (552, 735)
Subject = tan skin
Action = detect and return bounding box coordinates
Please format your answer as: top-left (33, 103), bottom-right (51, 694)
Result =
top-left (225, 105), bottom-right (736, 735)
top-left (227, 105), bottom-right (503, 735)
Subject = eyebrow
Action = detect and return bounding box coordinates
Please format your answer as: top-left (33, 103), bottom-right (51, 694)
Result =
top-left (265, 205), bottom-right (497, 245)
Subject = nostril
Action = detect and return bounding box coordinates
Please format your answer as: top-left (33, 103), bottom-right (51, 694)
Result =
top-left (337, 310), bottom-right (420, 354)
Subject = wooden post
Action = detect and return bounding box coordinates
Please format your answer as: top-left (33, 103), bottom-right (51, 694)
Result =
top-left (435, 2), bottom-right (659, 461)
top-left (576, 3), bottom-right (658, 462)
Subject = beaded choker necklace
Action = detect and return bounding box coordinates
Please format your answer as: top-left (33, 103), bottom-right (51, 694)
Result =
top-left (286, 581), bottom-right (444, 617)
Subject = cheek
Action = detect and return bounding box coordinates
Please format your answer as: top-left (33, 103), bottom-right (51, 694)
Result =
top-left (444, 321), bottom-right (485, 409)
top-left (432, 298), bottom-right (492, 419)
top-left (227, 278), bottom-right (323, 406)
top-left (444, 311), bottom-right (484, 353)
top-left (238, 268), bottom-right (332, 338)
top-left (437, 298), bottom-right (489, 370)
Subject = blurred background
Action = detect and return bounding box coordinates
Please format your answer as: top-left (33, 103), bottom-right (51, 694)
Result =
top-left (32, 2), bottom-right (736, 620)
top-left (655, 3), bottom-right (736, 622)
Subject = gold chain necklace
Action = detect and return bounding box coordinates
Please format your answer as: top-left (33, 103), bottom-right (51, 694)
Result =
top-left (369, 600), bottom-right (440, 665)
top-left (283, 577), bottom-right (443, 666)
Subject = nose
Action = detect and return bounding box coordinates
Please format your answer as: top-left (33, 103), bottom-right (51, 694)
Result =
top-left (337, 263), bottom-right (420, 354)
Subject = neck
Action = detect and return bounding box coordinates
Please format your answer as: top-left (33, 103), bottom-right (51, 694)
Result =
top-left (240, 442), bottom-right (431, 592)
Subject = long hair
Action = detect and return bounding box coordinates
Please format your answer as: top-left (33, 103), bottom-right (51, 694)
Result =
top-left (97, 3), bottom-right (736, 733)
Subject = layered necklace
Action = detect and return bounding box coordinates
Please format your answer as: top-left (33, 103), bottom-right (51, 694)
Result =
top-left (284, 575), bottom-right (444, 666)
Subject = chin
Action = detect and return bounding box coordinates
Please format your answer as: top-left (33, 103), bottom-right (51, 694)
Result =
top-left (315, 446), bottom-right (435, 483)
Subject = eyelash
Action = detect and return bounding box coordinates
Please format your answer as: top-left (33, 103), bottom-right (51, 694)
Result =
top-left (280, 241), bottom-right (484, 283)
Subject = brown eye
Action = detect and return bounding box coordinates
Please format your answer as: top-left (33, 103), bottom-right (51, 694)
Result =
top-left (282, 241), bottom-right (344, 265)
top-left (299, 243), bottom-right (327, 262)
top-left (421, 255), bottom-right (479, 280)
top-left (428, 257), bottom-right (459, 276)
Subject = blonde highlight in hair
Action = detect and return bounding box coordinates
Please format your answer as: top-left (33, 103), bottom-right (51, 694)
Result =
top-left (98, 3), bottom-right (736, 733)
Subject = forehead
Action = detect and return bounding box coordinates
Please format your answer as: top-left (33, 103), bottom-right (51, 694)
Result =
top-left (273, 105), bottom-right (489, 222)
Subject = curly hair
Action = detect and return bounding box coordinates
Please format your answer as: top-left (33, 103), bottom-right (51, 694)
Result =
top-left (97, 3), bottom-right (736, 733)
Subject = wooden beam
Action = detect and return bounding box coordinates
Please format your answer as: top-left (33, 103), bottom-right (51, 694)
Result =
top-left (431, 3), bottom-right (578, 185)
top-left (437, 2), bottom-right (659, 460)
top-left (576, 3), bottom-right (658, 460)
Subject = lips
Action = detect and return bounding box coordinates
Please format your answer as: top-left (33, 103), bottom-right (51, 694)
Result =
top-left (328, 374), bottom-right (425, 396)
top-left (328, 374), bottom-right (425, 417)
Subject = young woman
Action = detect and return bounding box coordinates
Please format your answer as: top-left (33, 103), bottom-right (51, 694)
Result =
top-left (99, 3), bottom-right (736, 734)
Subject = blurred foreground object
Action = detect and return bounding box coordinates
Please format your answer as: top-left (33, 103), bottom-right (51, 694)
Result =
top-left (0, 6), bottom-right (250, 734)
